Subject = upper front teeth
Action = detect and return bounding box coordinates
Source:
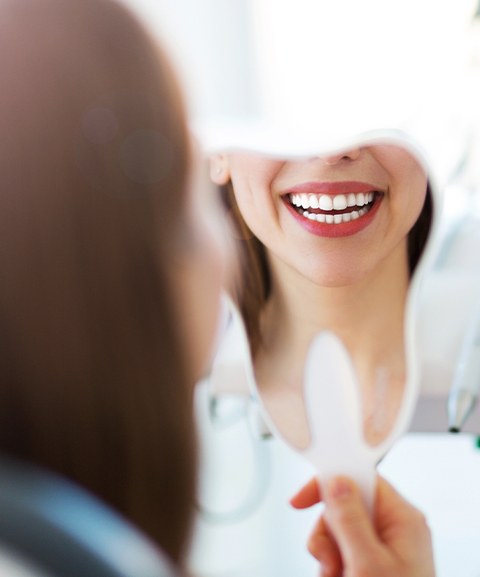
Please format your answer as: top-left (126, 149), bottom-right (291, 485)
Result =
top-left (290, 192), bottom-right (374, 210)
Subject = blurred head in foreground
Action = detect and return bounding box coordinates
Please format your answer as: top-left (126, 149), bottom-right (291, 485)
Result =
top-left (0, 0), bottom-right (223, 565)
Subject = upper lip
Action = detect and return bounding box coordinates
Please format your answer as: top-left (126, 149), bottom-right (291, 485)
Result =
top-left (284, 181), bottom-right (383, 196)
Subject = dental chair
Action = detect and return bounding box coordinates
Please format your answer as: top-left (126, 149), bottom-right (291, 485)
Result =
top-left (0, 456), bottom-right (177, 577)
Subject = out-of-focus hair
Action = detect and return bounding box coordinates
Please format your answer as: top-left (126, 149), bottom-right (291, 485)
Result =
top-left (0, 0), bottom-right (195, 565)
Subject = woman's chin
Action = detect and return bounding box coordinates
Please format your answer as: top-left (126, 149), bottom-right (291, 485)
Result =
top-left (293, 263), bottom-right (369, 289)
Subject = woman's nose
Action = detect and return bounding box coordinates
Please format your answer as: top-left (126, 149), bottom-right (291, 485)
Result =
top-left (318, 147), bottom-right (362, 165)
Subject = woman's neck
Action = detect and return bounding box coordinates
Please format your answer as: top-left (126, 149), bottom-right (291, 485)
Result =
top-left (259, 243), bottom-right (408, 364)
top-left (254, 243), bottom-right (410, 448)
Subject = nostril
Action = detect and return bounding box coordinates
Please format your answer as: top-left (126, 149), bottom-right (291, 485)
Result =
top-left (320, 148), bottom-right (362, 165)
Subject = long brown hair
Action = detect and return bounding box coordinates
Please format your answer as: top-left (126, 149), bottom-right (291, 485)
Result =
top-left (221, 179), bottom-right (433, 354)
top-left (0, 0), bottom-right (195, 565)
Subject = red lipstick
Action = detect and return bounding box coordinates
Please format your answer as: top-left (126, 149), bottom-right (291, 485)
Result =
top-left (282, 181), bottom-right (384, 238)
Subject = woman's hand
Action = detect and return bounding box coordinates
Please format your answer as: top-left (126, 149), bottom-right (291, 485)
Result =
top-left (290, 475), bottom-right (436, 577)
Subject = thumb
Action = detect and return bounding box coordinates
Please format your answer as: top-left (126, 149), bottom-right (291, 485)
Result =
top-left (324, 476), bottom-right (382, 569)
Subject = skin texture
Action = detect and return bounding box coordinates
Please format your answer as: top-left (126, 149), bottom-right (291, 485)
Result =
top-left (290, 475), bottom-right (436, 577)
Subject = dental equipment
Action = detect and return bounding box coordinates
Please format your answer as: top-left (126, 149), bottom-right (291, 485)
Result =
top-left (448, 300), bottom-right (480, 432)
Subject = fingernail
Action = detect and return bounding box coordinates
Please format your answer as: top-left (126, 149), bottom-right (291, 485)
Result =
top-left (327, 476), bottom-right (353, 501)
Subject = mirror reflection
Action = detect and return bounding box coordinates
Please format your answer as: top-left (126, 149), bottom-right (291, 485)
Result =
top-left (210, 143), bottom-right (433, 449)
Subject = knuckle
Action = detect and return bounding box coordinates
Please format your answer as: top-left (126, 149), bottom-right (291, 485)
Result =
top-left (306, 535), bottom-right (317, 557)
top-left (307, 534), bottom-right (327, 561)
top-left (332, 503), bottom-right (364, 527)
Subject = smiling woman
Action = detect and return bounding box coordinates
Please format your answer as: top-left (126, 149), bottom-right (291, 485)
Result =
top-left (210, 139), bottom-right (433, 449)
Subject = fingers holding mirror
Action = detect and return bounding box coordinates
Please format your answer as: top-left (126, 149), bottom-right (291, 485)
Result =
top-left (211, 137), bottom-right (436, 456)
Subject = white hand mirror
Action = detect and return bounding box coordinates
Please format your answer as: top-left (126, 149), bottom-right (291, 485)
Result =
top-left (209, 132), bottom-right (440, 509)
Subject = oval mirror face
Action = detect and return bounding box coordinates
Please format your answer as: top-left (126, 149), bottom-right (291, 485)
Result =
top-left (210, 141), bottom-right (434, 451)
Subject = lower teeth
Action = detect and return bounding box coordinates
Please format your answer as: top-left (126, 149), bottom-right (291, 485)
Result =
top-left (301, 205), bottom-right (370, 223)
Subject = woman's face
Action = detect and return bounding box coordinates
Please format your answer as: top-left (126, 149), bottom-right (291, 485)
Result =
top-left (211, 145), bottom-right (427, 287)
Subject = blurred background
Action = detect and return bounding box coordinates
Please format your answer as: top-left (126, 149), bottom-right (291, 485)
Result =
top-left (122, 2), bottom-right (480, 576)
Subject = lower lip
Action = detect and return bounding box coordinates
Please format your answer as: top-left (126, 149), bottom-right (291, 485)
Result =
top-left (283, 196), bottom-right (382, 238)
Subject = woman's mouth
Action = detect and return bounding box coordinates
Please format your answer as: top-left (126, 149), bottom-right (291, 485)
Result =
top-left (288, 191), bottom-right (378, 223)
top-left (282, 182), bottom-right (384, 238)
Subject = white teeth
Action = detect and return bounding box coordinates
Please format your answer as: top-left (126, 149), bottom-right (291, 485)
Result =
top-left (300, 208), bottom-right (371, 224)
top-left (333, 194), bottom-right (347, 210)
top-left (347, 193), bottom-right (357, 207)
top-left (319, 195), bottom-right (333, 210)
top-left (290, 191), bottom-right (375, 211)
